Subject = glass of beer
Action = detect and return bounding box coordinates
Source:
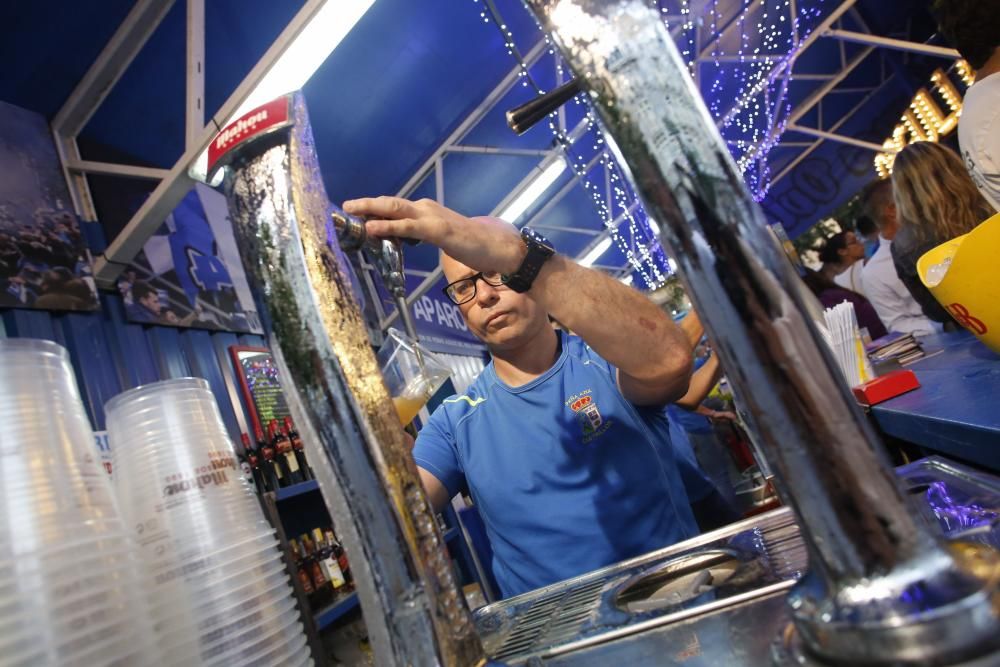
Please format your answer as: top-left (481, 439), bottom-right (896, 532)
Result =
top-left (376, 328), bottom-right (451, 426)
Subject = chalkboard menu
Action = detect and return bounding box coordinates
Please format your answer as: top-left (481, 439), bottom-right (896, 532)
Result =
top-left (229, 346), bottom-right (290, 436)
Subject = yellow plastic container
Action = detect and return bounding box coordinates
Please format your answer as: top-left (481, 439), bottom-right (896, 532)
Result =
top-left (917, 211), bottom-right (1000, 353)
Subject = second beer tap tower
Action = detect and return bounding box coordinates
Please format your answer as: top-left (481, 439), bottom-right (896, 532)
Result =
top-left (522, 1), bottom-right (1000, 665)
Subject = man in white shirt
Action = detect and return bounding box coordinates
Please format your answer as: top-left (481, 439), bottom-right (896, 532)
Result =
top-left (936, 1), bottom-right (1000, 211)
top-left (859, 179), bottom-right (939, 337)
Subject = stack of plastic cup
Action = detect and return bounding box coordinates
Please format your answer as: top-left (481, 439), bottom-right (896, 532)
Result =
top-left (106, 378), bottom-right (312, 667)
top-left (0, 338), bottom-right (158, 666)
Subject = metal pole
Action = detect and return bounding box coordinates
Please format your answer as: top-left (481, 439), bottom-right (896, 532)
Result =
top-left (786, 124), bottom-right (889, 153)
top-left (525, 2), bottom-right (1000, 665)
top-left (186, 0), bottom-right (206, 151)
top-left (824, 29), bottom-right (961, 59)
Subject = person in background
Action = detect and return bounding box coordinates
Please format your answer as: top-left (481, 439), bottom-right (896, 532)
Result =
top-left (803, 266), bottom-right (887, 340)
top-left (666, 343), bottom-right (741, 514)
top-left (817, 230), bottom-right (866, 296)
top-left (934, 0), bottom-right (1000, 211)
top-left (858, 179), bottom-right (939, 337)
top-left (127, 280), bottom-right (198, 326)
top-left (890, 142), bottom-right (995, 326)
top-left (855, 215), bottom-right (880, 261)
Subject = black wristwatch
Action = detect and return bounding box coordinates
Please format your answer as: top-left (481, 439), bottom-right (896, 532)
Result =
top-left (501, 227), bottom-right (556, 293)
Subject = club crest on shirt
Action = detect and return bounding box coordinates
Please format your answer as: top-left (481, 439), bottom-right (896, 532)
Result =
top-left (569, 394), bottom-right (603, 435)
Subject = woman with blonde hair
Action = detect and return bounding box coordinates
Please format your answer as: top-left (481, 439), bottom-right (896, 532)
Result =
top-left (890, 141), bottom-right (995, 325)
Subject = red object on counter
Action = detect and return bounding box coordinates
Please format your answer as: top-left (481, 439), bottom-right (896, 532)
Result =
top-left (852, 369), bottom-right (921, 407)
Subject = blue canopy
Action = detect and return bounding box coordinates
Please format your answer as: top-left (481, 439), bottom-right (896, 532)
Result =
top-left (0, 0), bottom-right (956, 288)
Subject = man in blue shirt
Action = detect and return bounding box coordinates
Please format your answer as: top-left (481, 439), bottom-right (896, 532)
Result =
top-left (344, 196), bottom-right (704, 599)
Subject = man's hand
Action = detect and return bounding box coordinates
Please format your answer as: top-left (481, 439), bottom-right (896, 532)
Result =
top-left (342, 197), bottom-right (525, 276)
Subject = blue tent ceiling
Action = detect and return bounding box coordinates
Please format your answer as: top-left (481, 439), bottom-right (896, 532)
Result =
top-left (0, 0), bottom-right (954, 286)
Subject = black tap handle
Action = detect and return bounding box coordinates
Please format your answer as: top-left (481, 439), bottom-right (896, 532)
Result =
top-left (505, 79), bottom-right (582, 135)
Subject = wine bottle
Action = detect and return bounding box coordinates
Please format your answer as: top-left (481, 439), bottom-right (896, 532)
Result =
top-left (275, 418), bottom-right (304, 485)
top-left (284, 416), bottom-right (313, 481)
top-left (267, 420), bottom-right (294, 487)
top-left (301, 533), bottom-right (331, 608)
top-left (289, 538), bottom-right (315, 601)
top-left (257, 424), bottom-right (284, 490)
top-left (240, 433), bottom-right (266, 494)
top-left (327, 528), bottom-right (353, 591)
top-left (313, 527), bottom-right (345, 591)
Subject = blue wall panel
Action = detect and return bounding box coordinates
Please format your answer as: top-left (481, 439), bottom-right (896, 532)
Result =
top-left (58, 311), bottom-right (124, 430)
top-left (1, 293), bottom-right (261, 438)
top-left (101, 294), bottom-right (159, 389)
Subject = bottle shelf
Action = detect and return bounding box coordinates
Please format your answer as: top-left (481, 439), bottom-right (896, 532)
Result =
top-left (313, 591), bottom-right (359, 631)
top-left (274, 479), bottom-right (320, 501)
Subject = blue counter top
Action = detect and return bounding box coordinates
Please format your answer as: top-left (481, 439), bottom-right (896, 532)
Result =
top-left (871, 331), bottom-right (1000, 469)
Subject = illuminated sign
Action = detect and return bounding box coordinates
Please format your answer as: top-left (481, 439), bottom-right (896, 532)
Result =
top-left (874, 60), bottom-right (974, 178)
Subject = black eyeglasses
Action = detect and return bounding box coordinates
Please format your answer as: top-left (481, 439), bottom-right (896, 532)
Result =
top-left (442, 271), bottom-right (505, 305)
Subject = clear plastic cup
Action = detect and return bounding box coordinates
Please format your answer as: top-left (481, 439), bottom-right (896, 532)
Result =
top-left (106, 377), bottom-right (306, 664)
top-left (146, 556), bottom-right (289, 625)
top-left (283, 640), bottom-right (316, 667)
top-left (158, 607), bottom-right (304, 667)
top-left (231, 632), bottom-right (309, 667)
top-left (159, 593), bottom-right (299, 660)
top-left (202, 614), bottom-right (307, 667)
top-left (0, 338), bottom-right (159, 665)
top-left (376, 328), bottom-right (451, 426)
top-left (142, 530), bottom-right (279, 583)
top-left (153, 570), bottom-right (295, 643)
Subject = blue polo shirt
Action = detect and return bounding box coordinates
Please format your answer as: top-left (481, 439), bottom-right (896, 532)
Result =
top-left (413, 332), bottom-right (700, 599)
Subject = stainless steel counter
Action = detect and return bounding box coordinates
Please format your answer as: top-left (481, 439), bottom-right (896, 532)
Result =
top-left (475, 457), bottom-right (1000, 665)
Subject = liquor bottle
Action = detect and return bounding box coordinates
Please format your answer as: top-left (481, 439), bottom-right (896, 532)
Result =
top-left (284, 416), bottom-right (313, 481)
top-left (236, 451), bottom-right (254, 487)
top-left (327, 529), bottom-right (353, 590)
top-left (269, 419), bottom-right (298, 485)
top-left (313, 527), bottom-right (345, 592)
top-left (289, 538), bottom-right (315, 601)
top-left (274, 418), bottom-right (304, 485)
top-left (257, 424), bottom-right (284, 490)
top-left (300, 533), bottom-right (331, 608)
top-left (240, 433), bottom-right (266, 494)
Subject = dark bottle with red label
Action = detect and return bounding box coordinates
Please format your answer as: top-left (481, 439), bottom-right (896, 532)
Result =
top-left (301, 533), bottom-right (331, 608)
top-left (257, 424), bottom-right (284, 490)
top-left (289, 538), bottom-right (315, 599)
top-left (284, 416), bottom-right (313, 481)
top-left (267, 419), bottom-right (295, 486)
top-left (273, 418), bottom-right (304, 485)
top-left (240, 433), bottom-right (266, 494)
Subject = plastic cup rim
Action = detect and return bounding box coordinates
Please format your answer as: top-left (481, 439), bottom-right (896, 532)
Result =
top-left (104, 377), bottom-right (212, 416)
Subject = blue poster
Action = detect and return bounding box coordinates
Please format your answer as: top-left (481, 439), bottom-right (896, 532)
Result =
top-left (0, 101), bottom-right (98, 311)
top-left (118, 184), bottom-right (262, 333)
top-left (374, 273), bottom-right (486, 356)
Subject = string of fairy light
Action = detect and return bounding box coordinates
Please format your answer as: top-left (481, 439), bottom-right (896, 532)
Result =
top-left (476, 0), bottom-right (669, 289)
top-left (471, 0), bottom-right (828, 286)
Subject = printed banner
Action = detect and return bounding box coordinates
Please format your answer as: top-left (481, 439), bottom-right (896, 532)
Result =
top-left (118, 183), bottom-right (262, 333)
top-left (376, 274), bottom-right (486, 356)
top-left (0, 101), bottom-right (99, 311)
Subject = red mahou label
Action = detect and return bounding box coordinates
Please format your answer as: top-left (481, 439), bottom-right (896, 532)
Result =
top-left (207, 96), bottom-right (291, 173)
